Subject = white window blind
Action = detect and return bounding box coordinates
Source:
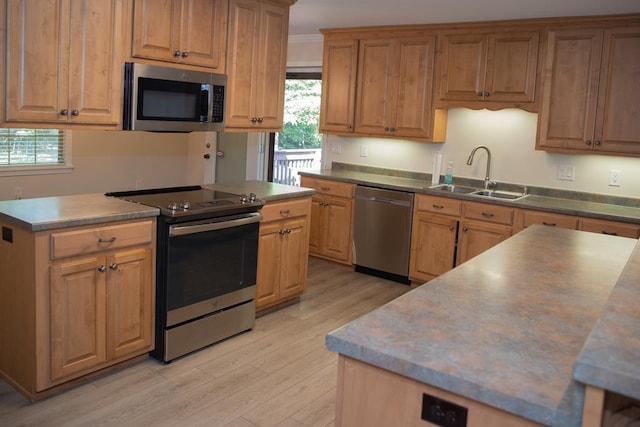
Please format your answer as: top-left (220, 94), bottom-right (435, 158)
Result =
top-left (0, 129), bottom-right (71, 176)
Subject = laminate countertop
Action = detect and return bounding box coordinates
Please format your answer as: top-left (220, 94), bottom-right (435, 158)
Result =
top-left (299, 168), bottom-right (640, 224)
top-left (0, 181), bottom-right (313, 232)
top-left (326, 225), bottom-right (639, 426)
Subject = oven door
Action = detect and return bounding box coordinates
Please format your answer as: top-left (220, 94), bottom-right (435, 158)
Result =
top-left (164, 212), bottom-right (261, 327)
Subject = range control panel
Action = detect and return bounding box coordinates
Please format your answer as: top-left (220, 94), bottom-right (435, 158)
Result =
top-left (421, 393), bottom-right (468, 427)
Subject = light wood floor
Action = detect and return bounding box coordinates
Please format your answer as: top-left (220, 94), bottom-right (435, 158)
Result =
top-left (0, 257), bottom-right (410, 427)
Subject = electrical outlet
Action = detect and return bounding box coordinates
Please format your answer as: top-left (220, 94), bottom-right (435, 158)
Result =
top-left (609, 170), bottom-right (621, 187)
top-left (557, 165), bottom-right (575, 181)
top-left (14, 187), bottom-right (22, 199)
top-left (360, 144), bottom-right (368, 157)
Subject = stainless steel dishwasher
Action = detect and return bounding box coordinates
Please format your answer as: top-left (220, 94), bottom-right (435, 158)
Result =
top-left (353, 185), bottom-right (414, 284)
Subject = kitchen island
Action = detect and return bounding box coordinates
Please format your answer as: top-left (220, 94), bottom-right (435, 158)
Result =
top-left (326, 225), bottom-right (639, 426)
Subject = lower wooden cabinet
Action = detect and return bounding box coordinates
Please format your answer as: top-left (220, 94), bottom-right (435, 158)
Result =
top-left (256, 197), bottom-right (311, 311)
top-left (301, 177), bottom-right (355, 265)
top-left (50, 247), bottom-right (153, 381)
top-left (579, 217), bottom-right (640, 239)
top-left (0, 218), bottom-right (155, 399)
top-left (409, 195), bottom-right (514, 283)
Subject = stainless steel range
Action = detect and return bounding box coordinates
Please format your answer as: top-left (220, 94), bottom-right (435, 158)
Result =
top-left (106, 186), bottom-right (264, 362)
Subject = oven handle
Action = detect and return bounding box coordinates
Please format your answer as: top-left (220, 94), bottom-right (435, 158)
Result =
top-left (169, 212), bottom-right (263, 237)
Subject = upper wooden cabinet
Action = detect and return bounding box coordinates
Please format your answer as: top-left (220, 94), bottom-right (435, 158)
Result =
top-left (319, 29), bottom-right (447, 142)
top-left (355, 36), bottom-right (441, 139)
top-left (5, 0), bottom-right (123, 128)
top-left (225, 0), bottom-right (290, 131)
top-left (437, 30), bottom-right (540, 110)
top-left (319, 39), bottom-right (359, 134)
top-left (537, 25), bottom-right (640, 157)
top-left (131, 0), bottom-right (228, 71)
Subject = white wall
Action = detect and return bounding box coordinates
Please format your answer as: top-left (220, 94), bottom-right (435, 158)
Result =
top-left (0, 130), bottom-right (191, 200)
top-left (324, 109), bottom-right (640, 198)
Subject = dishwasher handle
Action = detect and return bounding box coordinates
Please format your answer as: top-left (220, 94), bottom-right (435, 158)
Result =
top-left (356, 194), bottom-right (412, 207)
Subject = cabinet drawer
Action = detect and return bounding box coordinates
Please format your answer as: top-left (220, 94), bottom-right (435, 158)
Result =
top-left (415, 195), bottom-right (462, 217)
top-left (523, 210), bottom-right (579, 230)
top-left (300, 177), bottom-right (355, 198)
top-left (260, 197), bottom-right (311, 223)
top-left (463, 201), bottom-right (514, 225)
top-left (51, 220), bottom-right (154, 259)
top-left (580, 218), bottom-right (640, 239)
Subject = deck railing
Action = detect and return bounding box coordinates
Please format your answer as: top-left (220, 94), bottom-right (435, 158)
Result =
top-left (273, 149), bottom-right (321, 186)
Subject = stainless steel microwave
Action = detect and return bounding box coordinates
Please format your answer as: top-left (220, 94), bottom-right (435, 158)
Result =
top-left (123, 62), bottom-right (226, 132)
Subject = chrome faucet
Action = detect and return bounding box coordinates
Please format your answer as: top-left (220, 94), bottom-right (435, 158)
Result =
top-left (466, 145), bottom-right (496, 190)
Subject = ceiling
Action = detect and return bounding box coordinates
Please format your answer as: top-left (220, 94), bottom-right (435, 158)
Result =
top-left (288, 0), bottom-right (640, 35)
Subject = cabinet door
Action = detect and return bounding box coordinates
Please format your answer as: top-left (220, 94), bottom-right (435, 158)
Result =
top-left (68, 0), bottom-right (122, 125)
top-left (594, 26), bottom-right (640, 155)
top-left (106, 248), bottom-right (153, 360)
top-left (537, 29), bottom-right (603, 151)
top-left (225, 0), bottom-right (261, 128)
top-left (50, 256), bottom-right (107, 381)
top-left (438, 33), bottom-right (487, 102)
top-left (253, 1), bottom-right (288, 130)
top-left (484, 32), bottom-right (539, 103)
top-left (131, 0), bottom-right (181, 63)
top-left (355, 39), bottom-right (396, 135)
top-left (279, 218), bottom-right (309, 299)
top-left (393, 37), bottom-right (437, 138)
top-left (256, 220), bottom-right (283, 309)
top-left (409, 213), bottom-right (457, 283)
top-left (6, 0), bottom-right (68, 123)
top-left (308, 195), bottom-right (325, 256)
top-left (456, 220), bottom-right (511, 266)
top-left (320, 39), bottom-right (359, 133)
top-left (178, 0), bottom-right (228, 69)
top-left (323, 196), bottom-right (353, 263)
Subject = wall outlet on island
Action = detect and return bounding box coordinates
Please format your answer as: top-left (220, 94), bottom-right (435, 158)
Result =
top-left (557, 164), bottom-right (575, 181)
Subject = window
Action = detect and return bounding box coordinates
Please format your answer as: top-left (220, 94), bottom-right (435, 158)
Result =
top-left (0, 128), bottom-right (72, 176)
top-left (269, 72), bottom-right (322, 186)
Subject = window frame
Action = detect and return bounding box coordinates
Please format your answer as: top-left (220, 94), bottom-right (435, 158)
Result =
top-left (0, 129), bottom-right (73, 176)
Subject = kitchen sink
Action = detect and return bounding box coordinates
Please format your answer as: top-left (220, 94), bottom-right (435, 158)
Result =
top-left (470, 189), bottom-right (529, 201)
top-left (428, 184), bottom-right (478, 194)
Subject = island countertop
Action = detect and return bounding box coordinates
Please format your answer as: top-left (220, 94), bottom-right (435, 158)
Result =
top-left (326, 225), bottom-right (638, 426)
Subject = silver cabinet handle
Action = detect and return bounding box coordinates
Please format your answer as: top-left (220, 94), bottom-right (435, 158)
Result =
top-left (181, 51), bottom-right (189, 58)
top-left (173, 51), bottom-right (181, 57)
top-left (71, 109), bottom-right (79, 116)
top-left (60, 109), bottom-right (69, 116)
top-left (98, 237), bottom-right (116, 244)
top-left (97, 265), bottom-right (106, 272)
top-left (481, 212), bottom-right (494, 218)
top-left (109, 263), bottom-right (118, 270)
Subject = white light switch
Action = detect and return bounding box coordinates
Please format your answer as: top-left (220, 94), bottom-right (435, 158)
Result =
top-left (557, 165), bottom-right (575, 181)
top-left (360, 144), bottom-right (368, 157)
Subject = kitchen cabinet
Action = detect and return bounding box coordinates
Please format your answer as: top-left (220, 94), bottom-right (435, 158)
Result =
top-left (355, 35), bottom-right (442, 139)
top-left (256, 197), bottom-right (311, 312)
top-left (130, 0), bottom-right (228, 71)
top-left (225, 0), bottom-right (293, 131)
top-left (0, 218), bottom-right (155, 399)
top-left (301, 177), bottom-right (355, 265)
top-left (537, 24), bottom-right (640, 156)
top-left (409, 195), bottom-right (461, 283)
top-left (513, 209), bottom-right (579, 234)
top-left (319, 38), bottom-right (359, 134)
top-left (457, 201), bottom-right (514, 265)
top-left (437, 30), bottom-right (540, 110)
top-left (319, 28), bottom-right (447, 142)
top-left (579, 217), bottom-right (640, 239)
top-left (5, 0), bottom-right (123, 128)
top-left (410, 195), bottom-right (514, 282)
